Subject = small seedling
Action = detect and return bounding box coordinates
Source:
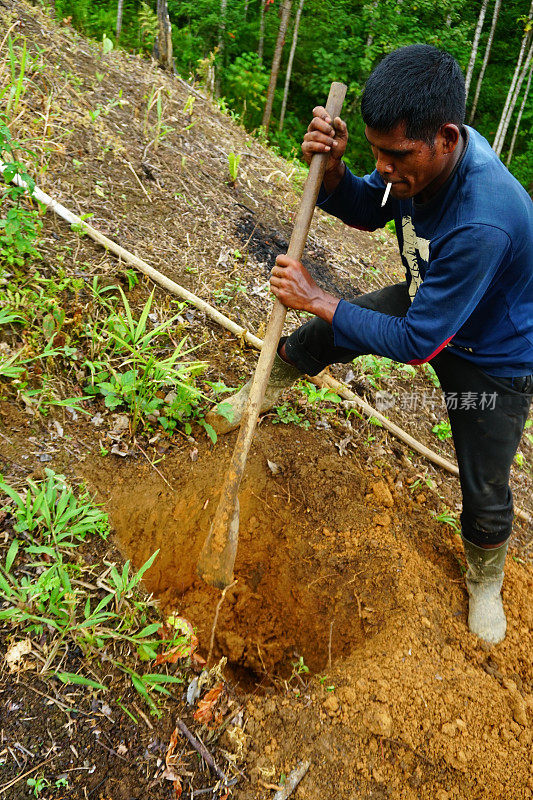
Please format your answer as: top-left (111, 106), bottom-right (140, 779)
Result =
top-left (525, 420), bottom-right (533, 446)
top-left (292, 656), bottom-right (309, 676)
top-left (102, 33), bottom-right (114, 55)
top-left (432, 420), bottom-right (452, 441)
top-left (300, 381), bottom-right (341, 406)
top-left (227, 151), bottom-right (241, 185)
top-left (433, 510), bottom-right (460, 532)
top-left (27, 776), bottom-right (49, 796)
top-left (272, 402), bottom-right (310, 429)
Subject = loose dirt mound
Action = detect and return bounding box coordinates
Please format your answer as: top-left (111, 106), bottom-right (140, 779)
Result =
top-left (85, 424), bottom-right (533, 799)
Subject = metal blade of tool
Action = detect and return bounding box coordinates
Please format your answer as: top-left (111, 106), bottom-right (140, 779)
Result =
top-left (196, 81), bottom-right (348, 589)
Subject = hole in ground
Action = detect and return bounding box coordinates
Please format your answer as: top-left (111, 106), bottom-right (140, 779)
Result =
top-left (103, 428), bottom-right (414, 685)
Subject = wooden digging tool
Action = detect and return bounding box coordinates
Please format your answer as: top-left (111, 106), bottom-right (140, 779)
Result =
top-left (196, 81), bottom-right (347, 589)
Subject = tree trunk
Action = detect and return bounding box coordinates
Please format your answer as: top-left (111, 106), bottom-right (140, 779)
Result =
top-left (465, 0), bottom-right (489, 99)
top-left (493, 0), bottom-right (533, 154)
top-left (363, 1), bottom-right (379, 64)
top-left (262, 0), bottom-right (292, 133)
top-left (279, 0), bottom-right (304, 132)
top-left (156, 0), bottom-right (174, 72)
top-left (506, 59), bottom-right (533, 165)
top-left (496, 37), bottom-right (533, 156)
top-left (215, 0), bottom-right (228, 96)
top-left (258, 0), bottom-right (267, 60)
top-left (469, 0), bottom-right (502, 123)
top-left (116, 0), bottom-right (124, 43)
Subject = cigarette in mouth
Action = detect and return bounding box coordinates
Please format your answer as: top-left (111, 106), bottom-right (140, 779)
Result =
top-left (381, 181), bottom-right (392, 207)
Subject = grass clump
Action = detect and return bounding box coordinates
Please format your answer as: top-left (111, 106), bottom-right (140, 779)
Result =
top-left (0, 470), bottom-right (194, 716)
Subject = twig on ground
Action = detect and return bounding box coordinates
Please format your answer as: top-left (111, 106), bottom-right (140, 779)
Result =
top-left (18, 680), bottom-right (90, 717)
top-left (327, 621), bottom-right (334, 670)
top-left (250, 490), bottom-right (283, 519)
top-left (93, 738), bottom-right (129, 761)
top-left (0, 755), bottom-right (57, 794)
top-left (136, 441), bottom-right (174, 490)
top-left (259, 779), bottom-right (283, 790)
top-left (175, 719), bottom-right (237, 787)
top-left (125, 160), bottom-right (152, 203)
top-left (307, 572), bottom-right (338, 589)
top-left (272, 760), bottom-right (311, 800)
top-left (207, 579), bottom-right (237, 664)
top-left (353, 589), bottom-right (363, 621)
top-left (132, 701), bottom-right (154, 730)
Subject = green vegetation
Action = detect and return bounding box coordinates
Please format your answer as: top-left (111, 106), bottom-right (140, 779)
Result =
top-left (354, 354), bottom-right (417, 389)
top-left (227, 150), bottom-right (242, 184)
top-left (0, 470), bottom-right (191, 716)
top-left (50, 0), bottom-right (532, 190)
top-left (0, 263), bottom-right (219, 437)
top-left (272, 400), bottom-right (310, 428)
top-left (0, 119), bottom-right (42, 266)
top-left (432, 419), bottom-right (453, 442)
top-left (433, 509), bottom-right (461, 533)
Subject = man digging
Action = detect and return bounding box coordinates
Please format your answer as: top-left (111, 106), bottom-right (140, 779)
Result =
top-left (208, 45), bottom-right (533, 645)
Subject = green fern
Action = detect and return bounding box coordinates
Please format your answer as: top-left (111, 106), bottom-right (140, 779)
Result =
top-left (139, 2), bottom-right (158, 50)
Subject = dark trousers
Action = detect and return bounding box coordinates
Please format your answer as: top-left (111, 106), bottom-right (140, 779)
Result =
top-left (284, 283), bottom-right (533, 547)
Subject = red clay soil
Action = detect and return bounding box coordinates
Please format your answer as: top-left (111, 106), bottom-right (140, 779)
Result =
top-left (82, 423), bottom-right (533, 800)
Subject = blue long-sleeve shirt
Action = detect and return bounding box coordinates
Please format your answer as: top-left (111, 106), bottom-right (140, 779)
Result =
top-left (318, 127), bottom-right (533, 377)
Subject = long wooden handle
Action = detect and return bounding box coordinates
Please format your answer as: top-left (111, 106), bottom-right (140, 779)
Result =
top-left (202, 82), bottom-right (347, 568)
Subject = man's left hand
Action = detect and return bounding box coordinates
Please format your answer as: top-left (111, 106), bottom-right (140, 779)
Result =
top-left (270, 255), bottom-right (340, 323)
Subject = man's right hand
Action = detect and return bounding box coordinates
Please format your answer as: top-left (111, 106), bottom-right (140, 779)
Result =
top-left (301, 106), bottom-right (348, 194)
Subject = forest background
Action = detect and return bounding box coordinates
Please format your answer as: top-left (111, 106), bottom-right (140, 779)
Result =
top-left (49, 0), bottom-right (533, 190)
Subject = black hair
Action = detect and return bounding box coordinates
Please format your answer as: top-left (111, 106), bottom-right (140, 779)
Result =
top-left (360, 45), bottom-right (466, 144)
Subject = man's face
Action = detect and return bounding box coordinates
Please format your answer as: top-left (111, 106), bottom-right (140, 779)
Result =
top-left (365, 122), bottom-right (458, 201)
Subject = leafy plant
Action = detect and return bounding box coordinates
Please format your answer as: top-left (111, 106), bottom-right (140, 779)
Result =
top-left (355, 354), bottom-right (416, 389)
top-left (227, 151), bottom-right (241, 184)
top-left (27, 776), bottom-right (49, 797)
top-left (144, 86), bottom-right (173, 147)
top-left (432, 420), bottom-right (452, 442)
top-left (101, 32), bottom-right (114, 54)
top-left (514, 451), bottom-right (526, 469)
top-left (225, 52), bottom-right (269, 127)
top-left (212, 276), bottom-right (247, 304)
top-left (422, 363), bottom-right (440, 388)
top-left (433, 509), bottom-right (460, 533)
top-left (138, 1), bottom-right (158, 51)
top-left (1, 35), bottom-right (28, 117)
top-left (299, 381), bottom-right (341, 407)
top-left (0, 118), bottom-right (42, 267)
top-left (1, 469), bottom-right (109, 546)
top-left (82, 289), bottom-right (205, 433)
top-left (272, 402), bottom-right (310, 429)
top-left (292, 655), bottom-right (309, 676)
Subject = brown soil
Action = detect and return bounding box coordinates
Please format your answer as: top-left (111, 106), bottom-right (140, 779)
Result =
top-left (80, 426), bottom-right (533, 800)
top-left (1, 3), bottom-right (532, 800)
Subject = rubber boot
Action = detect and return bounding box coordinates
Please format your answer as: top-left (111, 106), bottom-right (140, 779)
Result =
top-left (206, 353), bottom-right (301, 435)
top-left (462, 536), bottom-right (509, 645)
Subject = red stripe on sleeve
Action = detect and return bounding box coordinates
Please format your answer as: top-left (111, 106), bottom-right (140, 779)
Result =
top-left (407, 335), bottom-right (455, 365)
